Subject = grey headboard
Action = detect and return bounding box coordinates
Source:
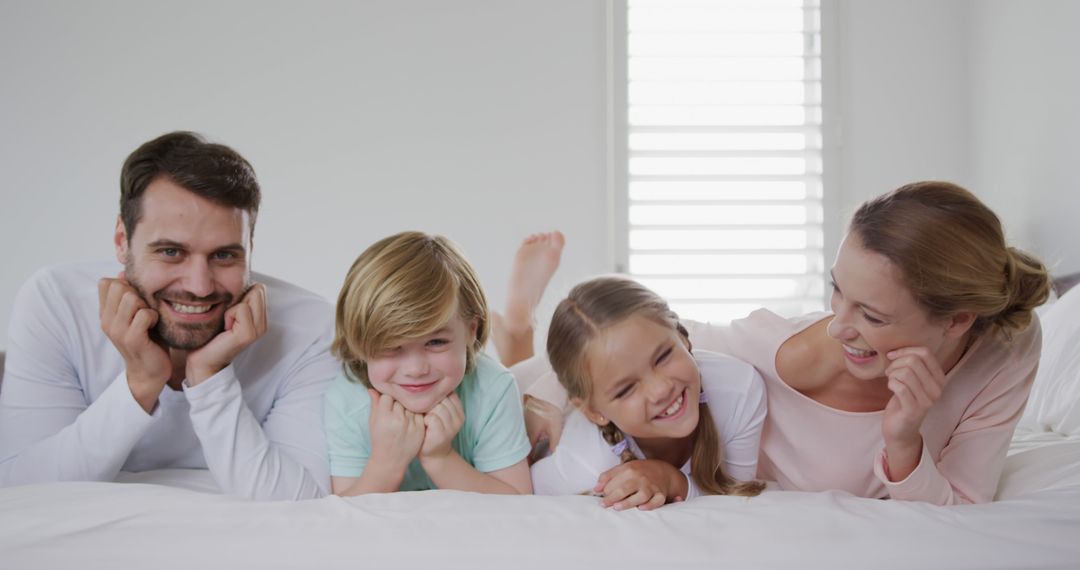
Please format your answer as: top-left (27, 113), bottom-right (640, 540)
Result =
top-left (1055, 272), bottom-right (1080, 297)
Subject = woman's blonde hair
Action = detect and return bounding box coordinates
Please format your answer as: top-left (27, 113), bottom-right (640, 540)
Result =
top-left (851, 181), bottom-right (1051, 341)
top-left (547, 276), bottom-right (763, 498)
top-left (332, 231), bottom-right (489, 386)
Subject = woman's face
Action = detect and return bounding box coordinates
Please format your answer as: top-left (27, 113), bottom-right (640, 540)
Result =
top-left (826, 234), bottom-right (968, 381)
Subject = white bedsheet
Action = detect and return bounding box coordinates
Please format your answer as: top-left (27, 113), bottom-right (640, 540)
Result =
top-left (2, 433), bottom-right (1078, 570)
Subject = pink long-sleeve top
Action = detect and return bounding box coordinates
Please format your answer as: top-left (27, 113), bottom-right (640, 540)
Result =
top-left (683, 309), bottom-right (1041, 504)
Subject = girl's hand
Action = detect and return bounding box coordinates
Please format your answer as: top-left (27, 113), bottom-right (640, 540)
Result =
top-left (420, 393), bottom-right (465, 460)
top-left (882, 346), bottom-right (946, 447)
top-left (368, 389), bottom-right (425, 469)
top-left (594, 459), bottom-right (686, 511)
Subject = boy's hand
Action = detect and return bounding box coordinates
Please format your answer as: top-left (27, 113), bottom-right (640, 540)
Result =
top-left (368, 390), bottom-right (425, 470)
top-left (419, 393), bottom-right (465, 460)
top-left (595, 459), bottom-right (687, 511)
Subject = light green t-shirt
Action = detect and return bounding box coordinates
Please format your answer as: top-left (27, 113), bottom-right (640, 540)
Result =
top-left (324, 352), bottom-right (530, 490)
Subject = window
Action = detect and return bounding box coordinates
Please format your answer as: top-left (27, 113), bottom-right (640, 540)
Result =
top-left (616, 0), bottom-right (825, 323)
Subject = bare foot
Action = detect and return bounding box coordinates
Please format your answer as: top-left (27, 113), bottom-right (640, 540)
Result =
top-left (492, 231), bottom-right (565, 367)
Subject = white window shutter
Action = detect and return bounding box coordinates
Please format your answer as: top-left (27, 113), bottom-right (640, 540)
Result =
top-left (625, 0), bottom-right (824, 324)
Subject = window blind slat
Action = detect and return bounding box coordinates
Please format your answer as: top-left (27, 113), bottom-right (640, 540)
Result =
top-left (631, 150), bottom-right (820, 159)
top-left (631, 174), bottom-right (819, 182)
top-left (629, 223), bottom-right (822, 231)
top-left (630, 125), bottom-right (821, 134)
top-left (626, 201), bottom-right (816, 208)
top-left (631, 248), bottom-right (823, 256)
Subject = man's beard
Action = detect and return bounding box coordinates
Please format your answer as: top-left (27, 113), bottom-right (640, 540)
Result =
top-left (124, 261), bottom-right (236, 350)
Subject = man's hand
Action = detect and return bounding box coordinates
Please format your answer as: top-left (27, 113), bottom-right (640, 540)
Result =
top-left (594, 459), bottom-right (687, 511)
top-left (98, 274), bottom-right (171, 413)
top-left (185, 283), bottom-right (268, 385)
top-left (368, 390), bottom-right (426, 473)
top-left (419, 393), bottom-right (465, 461)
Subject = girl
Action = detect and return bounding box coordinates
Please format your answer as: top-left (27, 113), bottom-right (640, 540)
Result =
top-left (325, 232), bottom-right (531, 495)
top-left (530, 276), bottom-right (765, 510)
top-left (515, 181), bottom-right (1051, 505)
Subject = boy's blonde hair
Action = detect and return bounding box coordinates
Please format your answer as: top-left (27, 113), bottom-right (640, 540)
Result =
top-left (332, 231), bottom-right (489, 387)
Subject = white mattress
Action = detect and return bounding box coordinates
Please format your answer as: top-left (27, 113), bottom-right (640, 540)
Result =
top-left (2, 432), bottom-right (1078, 570)
top-left (6, 287), bottom-right (1080, 569)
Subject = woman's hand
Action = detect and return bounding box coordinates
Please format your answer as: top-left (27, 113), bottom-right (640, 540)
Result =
top-left (883, 346), bottom-right (946, 442)
top-left (594, 459), bottom-right (687, 511)
top-left (881, 346), bottom-right (947, 480)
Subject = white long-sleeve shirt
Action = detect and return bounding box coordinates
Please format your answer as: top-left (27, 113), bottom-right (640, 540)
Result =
top-left (0, 261), bottom-right (338, 500)
top-left (530, 350), bottom-right (766, 499)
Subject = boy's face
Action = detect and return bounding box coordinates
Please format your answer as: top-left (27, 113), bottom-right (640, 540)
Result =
top-left (366, 316), bottom-right (478, 413)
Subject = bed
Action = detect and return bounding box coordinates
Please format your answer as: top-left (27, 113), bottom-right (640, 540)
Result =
top-left (1, 281), bottom-right (1079, 569)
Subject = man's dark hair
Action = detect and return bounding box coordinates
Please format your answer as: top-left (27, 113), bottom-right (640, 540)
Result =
top-left (120, 131), bottom-right (261, 240)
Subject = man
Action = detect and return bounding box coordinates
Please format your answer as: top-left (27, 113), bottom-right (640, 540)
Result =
top-left (0, 132), bottom-right (337, 500)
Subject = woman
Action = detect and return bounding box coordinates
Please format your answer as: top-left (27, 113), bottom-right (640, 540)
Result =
top-left (500, 181), bottom-right (1051, 505)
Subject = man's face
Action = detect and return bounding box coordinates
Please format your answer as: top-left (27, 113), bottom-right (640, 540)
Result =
top-left (116, 176), bottom-right (252, 350)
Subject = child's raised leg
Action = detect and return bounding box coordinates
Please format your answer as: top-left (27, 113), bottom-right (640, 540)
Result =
top-left (491, 231), bottom-right (564, 367)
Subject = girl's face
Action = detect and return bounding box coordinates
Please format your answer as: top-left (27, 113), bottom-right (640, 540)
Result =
top-left (826, 234), bottom-right (971, 381)
top-left (366, 316), bottom-right (478, 413)
top-left (579, 315), bottom-right (701, 444)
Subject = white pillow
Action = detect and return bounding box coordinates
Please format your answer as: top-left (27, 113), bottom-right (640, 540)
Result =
top-left (1019, 285), bottom-right (1080, 435)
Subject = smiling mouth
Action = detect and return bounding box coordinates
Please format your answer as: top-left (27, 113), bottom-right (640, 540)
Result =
top-left (169, 302), bottom-right (215, 314)
top-left (158, 291), bottom-right (229, 318)
top-left (842, 344), bottom-right (877, 358)
top-left (654, 389), bottom-right (687, 420)
top-left (400, 382), bottom-right (437, 394)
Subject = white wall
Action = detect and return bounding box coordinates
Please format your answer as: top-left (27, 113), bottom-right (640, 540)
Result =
top-left (969, 0), bottom-right (1080, 274)
top-left (0, 0), bottom-right (610, 350)
top-left (2, 0), bottom-right (1078, 350)
top-left (831, 0), bottom-right (973, 218)
top-left (831, 0), bottom-right (1080, 274)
